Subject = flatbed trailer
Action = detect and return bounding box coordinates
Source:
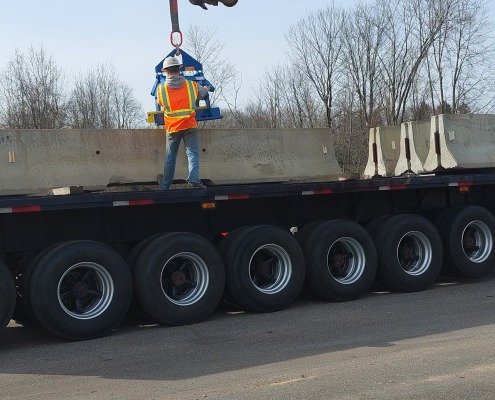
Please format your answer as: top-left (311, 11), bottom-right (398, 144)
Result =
top-left (2, 170), bottom-right (495, 340)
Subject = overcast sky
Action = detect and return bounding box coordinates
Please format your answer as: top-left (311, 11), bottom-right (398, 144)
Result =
top-left (1, 0), bottom-right (495, 113)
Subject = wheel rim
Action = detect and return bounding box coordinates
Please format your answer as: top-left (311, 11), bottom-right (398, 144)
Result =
top-left (57, 262), bottom-right (114, 320)
top-left (326, 237), bottom-right (366, 284)
top-left (396, 231), bottom-right (432, 276)
top-left (462, 220), bottom-right (493, 263)
top-left (160, 252), bottom-right (209, 306)
top-left (248, 244), bottom-right (292, 294)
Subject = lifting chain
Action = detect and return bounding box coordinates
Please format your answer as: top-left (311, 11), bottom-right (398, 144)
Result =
top-left (169, 0), bottom-right (182, 54)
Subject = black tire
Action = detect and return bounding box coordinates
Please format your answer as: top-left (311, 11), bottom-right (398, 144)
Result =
top-left (365, 215), bottom-right (392, 238)
top-left (431, 206), bottom-right (464, 278)
top-left (217, 226), bottom-right (256, 256)
top-left (436, 205), bottom-right (495, 278)
top-left (0, 260), bottom-right (16, 328)
top-left (296, 220), bottom-right (327, 250)
top-left (133, 232), bottom-right (225, 325)
top-left (28, 241), bottom-right (133, 340)
top-left (222, 225), bottom-right (305, 313)
top-left (16, 243), bottom-right (65, 327)
top-left (127, 233), bottom-right (166, 269)
top-left (302, 220), bottom-right (377, 301)
top-left (374, 214), bottom-right (443, 292)
top-left (217, 226), bottom-right (256, 307)
top-left (127, 233), bottom-right (167, 321)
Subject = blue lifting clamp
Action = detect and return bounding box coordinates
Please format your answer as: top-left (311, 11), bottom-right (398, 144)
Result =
top-left (148, 48), bottom-right (223, 125)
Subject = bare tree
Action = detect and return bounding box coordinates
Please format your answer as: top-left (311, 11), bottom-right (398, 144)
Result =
top-left (67, 64), bottom-right (144, 129)
top-left (246, 64), bottom-right (325, 129)
top-left (113, 83), bottom-right (145, 129)
top-left (286, 5), bottom-right (346, 129)
top-left (426, 0), bottom-right (495, 114)
top-left (342, 3), bottom-right (385, 128)
top-left (0, 46), bottom-right (66, 129)
top-left (389, 0), bottom-right (460, 123)
top-left (183, 24), bottom-right (242, 124)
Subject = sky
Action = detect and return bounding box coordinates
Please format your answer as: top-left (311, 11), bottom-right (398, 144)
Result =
top-left (0, 0), bottom-right (361, 112)
top-left (1, 0), bottom-right (495, 114)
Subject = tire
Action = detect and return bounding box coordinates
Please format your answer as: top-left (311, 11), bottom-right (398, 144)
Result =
top-left (374, 214), bottom-right (443, 292)
top-left (217, 226), bottom-right (256, 256)
top-left (436, 206), bottom-right (495, 278)
top-left (127, 233), bottom-right (166, 269)
top-left (28, 241), bottom-right (132, 340)
top-left (16, 243), bottom-right (65, 327)
top-left (302, 220), bottom-right (377, 301)
top-left (127, 233), bottom-right (167, 321)
top-left (222, 225), bottom-right (305, 313)
top-left (133, 232), bottom-right (225, 325)
top-left (0, 260), bottom-right (16, 328)
top-left (365, 215), bottom-right (392, 238)
top-left (217, 226), bottom-right (256, 307)
top-left (296, 220), bottom-right (327, 250)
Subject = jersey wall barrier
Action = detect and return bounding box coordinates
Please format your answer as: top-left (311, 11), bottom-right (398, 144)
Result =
top-left (362, 126), bottom-right (401, 178)
top-left (0, 128), bottom-right (342, 195)
top-left (423, 114), bottom-right (495, 171)
top-left (394, 119), bottom-right (431, 175)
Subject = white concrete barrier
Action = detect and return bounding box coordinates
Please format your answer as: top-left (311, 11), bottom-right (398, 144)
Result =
top-left (362, 126), bottom-right (401, 178)
top-left (423, 114), bottom-right (495, 171)
top-left (198, 128), bottom-right (342, 184)
top-left (0, 129), bottom-right (164, 195)
top-left (394, 120), bottom-right (431, 175)
top-left (0, 128), bottom-right (342, 195)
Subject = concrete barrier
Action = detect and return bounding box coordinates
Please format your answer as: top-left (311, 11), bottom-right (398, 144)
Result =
top-left (198, 128), bottom-right (342, 184)
top-left (362, 126), bottom-right (401, 178)
top-left (0, 128), bottom-right (342, 195)
top-left (0, 129), bottom-right (164, 195)
top-left (394, 120), bottom-right (431, 175)
top-left (423, 114), bottom-right (495, 171)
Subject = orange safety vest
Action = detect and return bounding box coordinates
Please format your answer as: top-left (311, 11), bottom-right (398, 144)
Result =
top-left (157, 80), bottom-right (199, 133)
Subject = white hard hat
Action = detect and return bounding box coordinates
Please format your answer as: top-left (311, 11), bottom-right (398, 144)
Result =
top-left (161, 56), bottom-right (182, 71)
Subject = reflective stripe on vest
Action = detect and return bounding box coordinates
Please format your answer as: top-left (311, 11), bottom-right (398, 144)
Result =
top-left (157, 80), bottom-right (199, 132)
top-left (158, 80), bottom-right (198, 119)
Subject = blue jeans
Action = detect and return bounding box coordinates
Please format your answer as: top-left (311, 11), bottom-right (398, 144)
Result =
top-left (162, 127), bottom-right (200, 190)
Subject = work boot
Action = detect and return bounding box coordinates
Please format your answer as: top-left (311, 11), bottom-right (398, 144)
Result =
top-left (187, 181), bottom-right (207, 189)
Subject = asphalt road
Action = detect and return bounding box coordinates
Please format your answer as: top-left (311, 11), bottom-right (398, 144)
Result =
top-left (1, 274), bottom-right (495, 400)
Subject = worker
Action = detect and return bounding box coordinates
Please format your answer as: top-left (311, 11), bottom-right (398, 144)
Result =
top-left (157, 56), bottom-right (210, 190)
top-left (189, 0), bottom-right (238, 10)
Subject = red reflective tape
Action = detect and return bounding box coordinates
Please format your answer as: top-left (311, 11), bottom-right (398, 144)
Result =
top-left (389, 185), bottom-right (408, 191)
top-left (314, 189), bottom-right (333, 195)
top-left (302, 189), bottom-right (333, 196)
top-left (215, 194), bottom-right (250, 201)
top-left (449, 181), bottom-right (473, 187)
top-left (12, 205), bottom-right (41, 213)
top-left (129, 199), bottom-right (154, 206)
top-left (228, 194), bottom-right (249, 200)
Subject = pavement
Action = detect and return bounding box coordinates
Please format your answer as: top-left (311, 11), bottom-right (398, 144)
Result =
top-left (1, 274), bottom-right (495, 400)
